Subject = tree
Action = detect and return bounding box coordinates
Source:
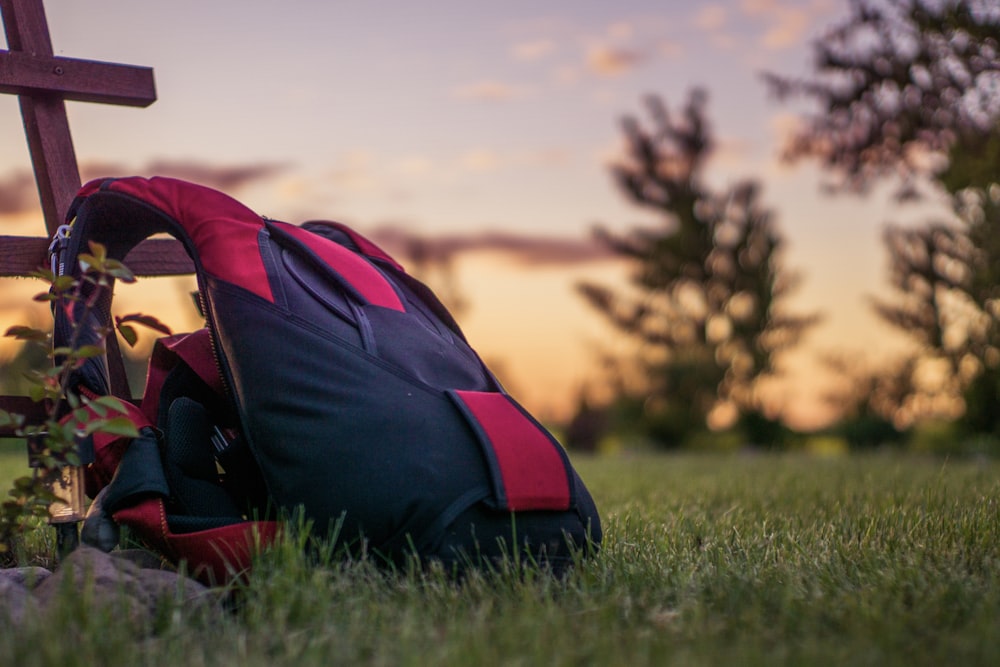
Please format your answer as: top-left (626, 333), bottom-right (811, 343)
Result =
top-left (578, 91), bottom-right (817, 447)
top-left (820, 352), bottom-right (916, 448)
top-left (764, 0), bottom-right (1000, 199)
top-left (767, 0), bottom-right (1000, 436)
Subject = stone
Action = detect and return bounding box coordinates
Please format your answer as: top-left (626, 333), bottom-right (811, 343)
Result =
top-left (0, 575), bottom-right (39, 625)
top-left (0, 565), bottom-right (51, 588)
top-left (0, 546), bottom-right (223, 631)
top-left (30, 546), bottom-right (217, 629)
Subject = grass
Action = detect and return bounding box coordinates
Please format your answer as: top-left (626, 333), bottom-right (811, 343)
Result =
top-left (1, 444), bottom-right (999, 666)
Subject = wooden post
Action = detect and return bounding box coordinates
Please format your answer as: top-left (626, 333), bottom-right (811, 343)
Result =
top-left (0, 0), bottom-right (184, 435)
top-left (0, 0), bottom-right (156, 233)
top-left (0, 0), bottom-right (190, 278)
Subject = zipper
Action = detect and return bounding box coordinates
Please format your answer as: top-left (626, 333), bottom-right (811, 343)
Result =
top-left (198, 288), bottom-right (233, 401)
top-left (48, 222), bottom-right (73, 276)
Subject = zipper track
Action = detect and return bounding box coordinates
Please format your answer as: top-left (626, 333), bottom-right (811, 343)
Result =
top-left (198, 288), bottom-right (233, 402)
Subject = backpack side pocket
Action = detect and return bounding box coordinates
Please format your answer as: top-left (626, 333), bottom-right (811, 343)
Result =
top-left (448, 390), bottom-right (574, 512)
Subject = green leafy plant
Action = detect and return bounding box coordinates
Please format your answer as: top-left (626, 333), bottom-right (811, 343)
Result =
top-left (0, 241), bottom-right (170, 556)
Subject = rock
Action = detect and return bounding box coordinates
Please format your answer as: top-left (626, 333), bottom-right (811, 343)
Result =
top-left (0, 546), bottom-right (222, 631)
top-left (30, 546), bottom-right (217, 629)
top-left (0, 565), bottom-right (52, 588)
top-left (111, 548), bottom-right (174, 571)
top-left (0, 575), bottom-right (39, 625)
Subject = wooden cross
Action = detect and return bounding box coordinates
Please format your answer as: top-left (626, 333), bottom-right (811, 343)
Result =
top-left (0, 0), bottom-right (188, 430)
top-left (0, 0), bottom-right (192, 274)
top-left (0, 0), bottom-right (156, 234)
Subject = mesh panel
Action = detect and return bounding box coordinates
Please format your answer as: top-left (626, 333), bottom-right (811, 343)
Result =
top-left (163, 397), bottom-right (243, 520)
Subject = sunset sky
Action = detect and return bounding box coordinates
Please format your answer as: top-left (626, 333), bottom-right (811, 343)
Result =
top-left (0, 1), bottom-right (958, 429)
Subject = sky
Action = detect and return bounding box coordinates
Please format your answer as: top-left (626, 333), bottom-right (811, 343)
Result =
top-left (0, 0), bottom-right (960, 429)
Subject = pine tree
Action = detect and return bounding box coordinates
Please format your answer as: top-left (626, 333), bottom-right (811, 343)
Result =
top-left (767, 0), bottom-right (1000, 436)
top-left (578, 91), bottom-right (817, 446)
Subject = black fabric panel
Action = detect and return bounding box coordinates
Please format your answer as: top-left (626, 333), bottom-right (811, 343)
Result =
top-left (362, 305), bottom-right (491, 390)
top-left (205, 277), bottom-right (494, 552)
top-left (425, 471), bottom-right (602, 576)
top-left (102, 427), bottom-right (170, 514)
top-left (154, 359), bottom-right (269, 517)
top-left (277, 245), bottom-right (363, 348)
top-left (165, 515), bottom-right (247, 533)
top-left (161, 397), bottom-right (244, 519)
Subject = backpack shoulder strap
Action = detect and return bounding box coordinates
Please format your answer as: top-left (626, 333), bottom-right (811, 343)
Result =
top-left (53, 176), bottom-right (265, 398)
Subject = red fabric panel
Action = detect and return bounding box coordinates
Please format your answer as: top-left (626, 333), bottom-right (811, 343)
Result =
top-left (162, 329), bottom-right (222, 393)
top-left (454, 391), bottom-right (570, 511)
top-left (97, 177), bottom-right (274, 302)
top-left (306, 220), bottom-right (404, 272)
top-left (75, 179), bottom-right (104, 200)
top-left (72, 386), bottom-right (153, 497)
top-left (114, 497), bottom-right (281, 585)
top-left (140, 329), bottom-right (221, 423)
top-left (166, 519), bottom-right (281, 585)
top-left (274, 221), bottom-right (405, 311)
top-left (112, 497), bottom-right (171, 554)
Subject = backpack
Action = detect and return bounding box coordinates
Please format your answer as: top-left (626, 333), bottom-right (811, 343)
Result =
top-left (52, 176), bottom-right (601, 582)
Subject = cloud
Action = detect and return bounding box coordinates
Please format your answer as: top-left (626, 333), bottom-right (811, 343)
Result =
top-left (327, 150), bottom-right (379, 192)
top-left (0, 159), bottom-right (290, 220)
top-left (769, 111), bottom-right (805, 148)
top-left (368, 225), bottom-right (615, 267)
top-left (77, 159), bottom-right (288, 192)
top-left (455, 147), bottom-right (571, 174)
top-left (607, 22), bottom-right (634, 40)
top-left (691, 5), bottom-right (739, 49)
top-left (391, 156), bottom-right (435, 176)
top-left (453, 80), bottom-right (530, 101)
top-left (658, 40), bottom-right (685, 60)
top-left (585, 44), bottom-right (646, 77)
top-left (0, 171), bottom-right (38, 215)
top-left (693, 5), bottom-right (728, 31)
top-left (551, 65), bottom-right (581, 85)
top-left (459, 150), bottom-right (502, 172)
top-left (739, 0), bottom-right (828, 51)
top-left (761, 9), bottom-right (809, 49)
top-left (511, 39), bottom-right (556, 61)
top-left (136, 160), bottom-right (288, 191)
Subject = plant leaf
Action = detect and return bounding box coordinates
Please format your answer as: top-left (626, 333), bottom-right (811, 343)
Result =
top-left (0, 409), bottom-right (23, 428)
top-left (28, 268), bottom-right (56, 282)
top-left (87, 395), bottom-right (129, 416)
top-left (91, 417), bottom-right (140, 438)
top-left (3, 326), bottom-right (49, 342)
top-left (72, 345), bottom-right (105, 360)
top-left (51, 275), bottom-right (76, 292)
top-left (87, 241), bottom-right (108, 263)
top-left (117, 324), bottom-right (138, 348)
top-left (105, 261), bottom-right (136, 283)
top-left (77, 253), bottom-right (97, 273)
top-left (116, 313), bottom-right (173, 336)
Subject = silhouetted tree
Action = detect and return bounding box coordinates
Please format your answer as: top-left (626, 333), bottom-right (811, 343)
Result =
top-left (820, 352), bottom-right (916, 448)
top-left (578, 91), bottom-right (818, 447)
top-left (768, 0), bottom-right (1000, 437)
top-left (764, 0), bottom-right (1000, 199)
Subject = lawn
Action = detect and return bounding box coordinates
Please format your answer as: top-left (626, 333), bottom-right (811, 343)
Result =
top-left (1, 446), bottom-right (999, 666)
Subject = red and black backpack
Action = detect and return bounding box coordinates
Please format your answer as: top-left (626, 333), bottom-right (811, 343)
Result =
top-left (52, 176), bottom-right (601, 582)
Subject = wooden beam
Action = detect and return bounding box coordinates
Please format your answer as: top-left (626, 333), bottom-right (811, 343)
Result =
top-left (0, 0), bottom-right (156, 233)
top-left (0, 51), bottom-right (156, 107)
top-left (0, 236), bottom-right (194, 277)
top-left (0, 396), bottom-right (46, 437)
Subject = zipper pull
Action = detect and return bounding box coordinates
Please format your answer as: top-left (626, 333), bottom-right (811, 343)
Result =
top-left (48, 223), bottom-right (73, 276)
